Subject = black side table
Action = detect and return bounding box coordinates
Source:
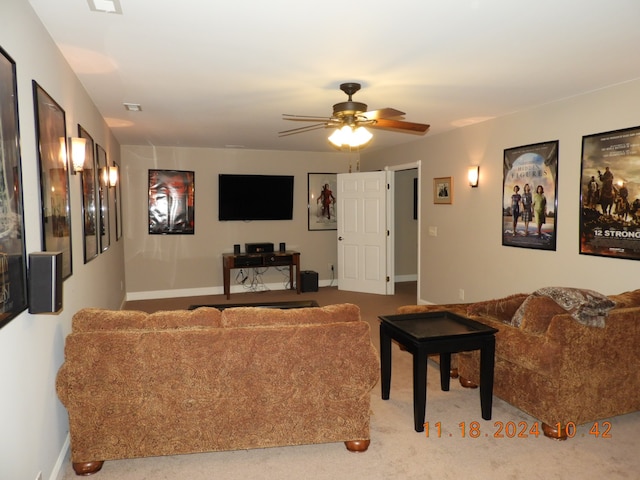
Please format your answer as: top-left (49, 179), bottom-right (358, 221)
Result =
top-left (379, 311), bottom-right (498, 432)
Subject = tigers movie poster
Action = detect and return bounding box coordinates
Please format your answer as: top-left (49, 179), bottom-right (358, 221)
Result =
top-left (580, 126), bottom-right (640, 260)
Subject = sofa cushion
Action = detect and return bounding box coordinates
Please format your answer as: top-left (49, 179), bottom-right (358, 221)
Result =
top-left (512, 287), bottom-right (615, 328)
top-left (514, 296), bottom-right (566, 334)
top-left (221, 303), bottom-right (360, 328)
top-left (465, 293), bottom-right (528, 324)
top-left (72, 307), bottom-right (222, 332)
top-left (608, 289), bottom-right (640, 308)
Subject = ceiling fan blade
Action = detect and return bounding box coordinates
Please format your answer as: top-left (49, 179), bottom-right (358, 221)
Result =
top-left (370, 118), bottom-right (430, 134)
top-left (283, 114), bottom-right (331, 122)
top-left (360, 108), bottom-right (406, 120)
top-left (278, 123), bottom-right (327, 137)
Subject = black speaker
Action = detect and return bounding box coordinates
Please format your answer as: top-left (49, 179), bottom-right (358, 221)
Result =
top-left (233, 244), bottom-right (241, 254)
top-left (28, 252), bottom-right (63, 314)
top-left (300, 270), bottom-right (318, 292)
top-left (279, 242), bottom-right (286, 252)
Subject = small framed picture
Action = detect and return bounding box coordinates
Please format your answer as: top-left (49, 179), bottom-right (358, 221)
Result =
top-left (433, 177), bottom-right (453, 204)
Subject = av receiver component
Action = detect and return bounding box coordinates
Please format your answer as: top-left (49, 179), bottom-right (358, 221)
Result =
top-left (245, 242), bottom-right (274, 254)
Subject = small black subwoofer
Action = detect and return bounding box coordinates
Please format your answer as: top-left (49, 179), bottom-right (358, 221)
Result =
top-left (300, 270), bottom-right (318, 292)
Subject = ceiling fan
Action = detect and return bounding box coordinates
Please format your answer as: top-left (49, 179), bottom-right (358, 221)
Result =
top-left (279, 82), bottom-right (430, 147)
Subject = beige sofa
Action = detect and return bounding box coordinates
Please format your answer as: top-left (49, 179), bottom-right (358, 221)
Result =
top-left (57, 304), bottom-right (379, 475)
top-left (399, 288), bottom-right (640, 439)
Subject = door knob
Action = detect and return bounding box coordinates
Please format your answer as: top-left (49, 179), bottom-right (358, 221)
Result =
top-left (338, 236), bottom-right (343, 241)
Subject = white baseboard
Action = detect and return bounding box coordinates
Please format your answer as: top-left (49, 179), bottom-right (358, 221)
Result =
top-left (51, 433), bottom-right (70, 480)
top-left (394, 274), bottom-right (417, 282)
top-left (126, 280), bottom-right (335, 302)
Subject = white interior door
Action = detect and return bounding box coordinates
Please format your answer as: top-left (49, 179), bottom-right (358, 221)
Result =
top-left (337, 171), bottom-right (391, 295)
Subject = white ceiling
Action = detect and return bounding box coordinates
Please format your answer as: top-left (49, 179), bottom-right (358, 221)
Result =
top-left (27, 0), bottom-right (640, 153)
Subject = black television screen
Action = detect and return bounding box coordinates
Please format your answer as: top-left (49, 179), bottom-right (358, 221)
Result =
top-left (218, 174), bottom-right (294, 221)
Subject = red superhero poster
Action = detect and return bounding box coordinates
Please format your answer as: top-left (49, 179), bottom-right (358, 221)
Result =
top-left (308, 173), bottom-right (337, 231)
top-left (580, 126), bottom-right (640, 260)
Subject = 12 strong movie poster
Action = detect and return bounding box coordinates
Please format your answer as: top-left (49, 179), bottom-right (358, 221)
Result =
top-left (503, 140), bottom-right (558, 251)
top-left (580, 126), bottom-right (640, 260)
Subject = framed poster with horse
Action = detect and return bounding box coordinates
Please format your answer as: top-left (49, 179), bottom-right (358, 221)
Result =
top-left (579, 125), bottom-right (640, 260)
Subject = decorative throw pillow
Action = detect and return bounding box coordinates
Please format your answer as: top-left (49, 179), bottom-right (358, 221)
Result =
top-left (511, 287), bottom-right (615, 328)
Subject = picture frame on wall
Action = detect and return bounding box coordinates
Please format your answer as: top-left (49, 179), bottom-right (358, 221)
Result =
top-left (433, 176), bottom-right (453, 204)
top-left (0, 47), bottom-right (28, 329)
top-left (308, 173), bottom-right (337, 231)
top-left (96, 144), bottom-right (110, 251)
top-left (148, 169), bottom-right (195, 234)
top-left (114, 161), bottom-right (123, 240)
top-left (33, 80), bottom-right (73, 279)
top-left (502, 140), bottom-right (558, 251)
top-left (579, 125), bottom-right (640, 260)
top-left (78, 125), bottom-right (99, 263)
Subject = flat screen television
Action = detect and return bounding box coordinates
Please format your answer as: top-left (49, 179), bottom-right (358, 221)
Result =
top-left (218, 174), bottom-right (294, 221)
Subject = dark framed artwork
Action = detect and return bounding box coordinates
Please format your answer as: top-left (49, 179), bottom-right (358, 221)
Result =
top-left (502, 140), bottom-right (558, 251)
top-left (114, 161), bottom-right (122, 240)
top-left (148, 169), bottom-right (195, 234)
top-left (579, 126), bottom-right (640, 260)
top-left (413, 177), bottom-right (418, 220)
top-left (78, 125), bottom-right (99, 263)
top-left (308, 173), bottom-right (337, 231)
top-left (433, 177), bottom-right (453, 204)
top-left (96, 144), bottom-right (110, 252)
top-left (33, 81), bottom-right (73, 278)
top-left (0, 47), bottom-right (28, 328)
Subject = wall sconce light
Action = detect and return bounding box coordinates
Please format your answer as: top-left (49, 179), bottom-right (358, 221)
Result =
top-left (69, 137), bottom-right (86, 174)
top-left (468, 165), bottom-right (479, 187)
top-left (108, 165), bottom-right (119, 187)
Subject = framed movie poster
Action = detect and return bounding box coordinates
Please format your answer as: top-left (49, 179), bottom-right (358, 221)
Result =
top-left (96, 144), bottom-right (110, 252)
top-left (308, 173), bottom-right (337, 231)
top-left (114, 161), bottom-right (122, 240)
top-left (0, 47), bottom-right (28, 329)
top-left (33, 81), bottom-right (73, 278)
top-left (502, 140), bottom-right (558, 250)
top-left (579, 126), bottom-right (640, 260)
top-left (78, 125), bottom-right (99, 263)
top-left (148, 169), bottom-right (195, 234)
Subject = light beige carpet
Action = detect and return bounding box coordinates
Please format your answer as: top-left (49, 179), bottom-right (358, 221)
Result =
top-left (62, 283), bottom-right (640, 479)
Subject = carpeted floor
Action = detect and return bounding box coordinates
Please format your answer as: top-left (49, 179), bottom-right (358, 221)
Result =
top-left (61, 283), bottom-right (640, 479)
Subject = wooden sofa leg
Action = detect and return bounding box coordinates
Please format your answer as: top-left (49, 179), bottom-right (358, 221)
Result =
top-left (542, 423), bottom-right (569, 440)
top-left (72, 461), bottom-right (104, 475)
top-left (458, 376), bottom-right (478, 388)
top-left (345, 440), bottom-right (370, 452)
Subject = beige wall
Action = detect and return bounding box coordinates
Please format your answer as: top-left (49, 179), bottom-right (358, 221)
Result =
top-left (121, 146), bottom-right (356, 298)
top-left (394, 168), bottom-right (418, 278)
top-left (362, 79), bottom-right (640, 304)
top-left (1, 1), bottom-right (126, 479)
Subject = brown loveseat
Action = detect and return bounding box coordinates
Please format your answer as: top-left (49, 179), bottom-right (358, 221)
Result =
top-left (399, 288), bottom-right (640, 439)
top-left (57, 304), bottom-right (379, 475)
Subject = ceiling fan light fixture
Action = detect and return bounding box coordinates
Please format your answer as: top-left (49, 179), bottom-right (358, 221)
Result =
top-left (328, 125), bottom-right (372, 148)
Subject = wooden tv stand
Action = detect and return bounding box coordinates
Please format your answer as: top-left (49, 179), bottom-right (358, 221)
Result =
top-left (222, 251), bottom-right (301, 299)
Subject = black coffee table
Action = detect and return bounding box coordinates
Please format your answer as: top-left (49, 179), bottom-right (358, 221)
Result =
top-left (379, 311), bottom-right (498, 432)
